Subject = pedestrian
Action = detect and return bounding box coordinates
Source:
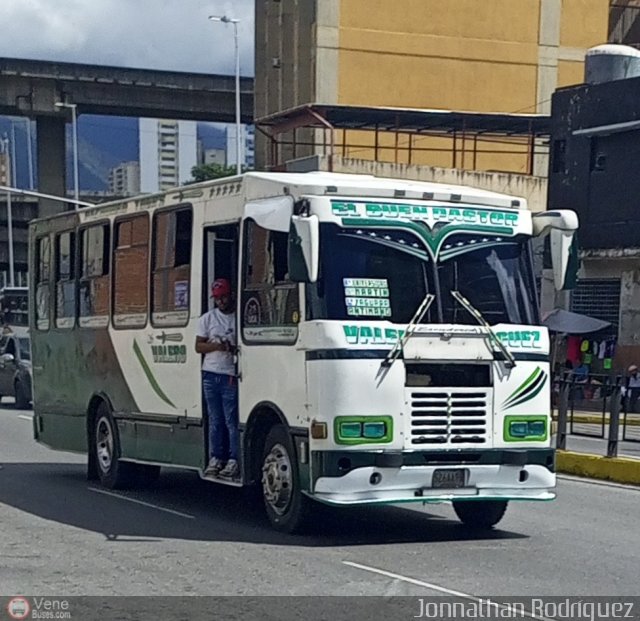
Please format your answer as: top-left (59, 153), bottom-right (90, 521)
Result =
top-left (195, 278), bottom-right (239, 479)
top-left (627, 365), bottom-right (640, 413)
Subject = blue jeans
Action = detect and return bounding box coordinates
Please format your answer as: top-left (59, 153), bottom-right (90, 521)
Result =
top-left (202, 371), bottom-right (239, 461)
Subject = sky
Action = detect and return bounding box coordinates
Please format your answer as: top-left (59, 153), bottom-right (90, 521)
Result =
top-left (0, 0), bottom-right (255, 76)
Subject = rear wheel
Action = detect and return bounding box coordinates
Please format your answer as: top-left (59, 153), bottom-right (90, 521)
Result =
top-left (261, 424), bottom-right (312, 533)
top-left (453, 500), bottom-right (508, 529)
top-left (92, 402), bottom-right (136, 489)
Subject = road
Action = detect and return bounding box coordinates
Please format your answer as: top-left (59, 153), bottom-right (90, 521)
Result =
top-left (1, 400), bottom-right (639, 601)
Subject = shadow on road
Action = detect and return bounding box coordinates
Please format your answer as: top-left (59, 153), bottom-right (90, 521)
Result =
top-left (0, 462), bottom-right (528, 546)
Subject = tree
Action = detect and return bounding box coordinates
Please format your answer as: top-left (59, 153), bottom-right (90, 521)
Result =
top-left (190, 163), bottom-right (238, 182)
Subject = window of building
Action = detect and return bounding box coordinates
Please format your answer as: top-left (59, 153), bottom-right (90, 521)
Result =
top-left (36, 236), bottom-right (52, 331)
top-left (79, 224), bottom-right (110, 328)
top-left (552, 139), bottom-right (567, 174)
top-left (241, 220), bottom-right (299, 344)
top-left (113, 215), bottom-right (149, 328)
top-left (590, 137), bottom-right (607, 172)
top-left (151, 208), bottom-right (192, 326)
top-left (55, 231), bottom-right (76, 329)
top-left (571, 278), bottom-right (621, 338)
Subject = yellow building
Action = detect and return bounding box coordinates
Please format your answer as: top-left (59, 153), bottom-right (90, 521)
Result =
top-left (255, 0), bottom-right (609, 172)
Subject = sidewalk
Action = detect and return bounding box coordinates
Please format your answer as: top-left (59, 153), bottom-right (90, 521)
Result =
top-left (553, 432), bottom-right (640, 486)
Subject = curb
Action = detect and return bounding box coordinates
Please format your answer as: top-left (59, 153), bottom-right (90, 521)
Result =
top-left (556, 450), bottom-right (640, 486)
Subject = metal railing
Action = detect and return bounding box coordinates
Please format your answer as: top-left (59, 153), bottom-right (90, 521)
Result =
top-left (554, 373), bottom-right (640, 457)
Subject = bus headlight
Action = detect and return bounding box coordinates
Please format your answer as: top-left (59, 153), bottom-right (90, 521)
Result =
top-left (335, 416), bottom-right (393, 444)
top-left (504, 416), bottom-right (547, 441)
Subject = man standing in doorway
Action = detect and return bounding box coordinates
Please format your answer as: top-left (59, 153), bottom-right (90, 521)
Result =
top-left (195, 278), bottom-right (239, 479)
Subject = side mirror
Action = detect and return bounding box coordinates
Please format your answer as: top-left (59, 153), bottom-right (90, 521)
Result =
top-left (550, 229), bottom-right (578, 290)
top-left (532, 210), bottom-right (579, 290)
top-left (288, 215), bottom-right (320, 283)
top-left (1, 353), bottom-right (15, 363)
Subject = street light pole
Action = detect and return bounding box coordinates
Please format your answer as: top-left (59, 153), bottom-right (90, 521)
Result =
top-left (54, 101), bottom-right (80, 203)
top-left (209, 15), bottom-right (242, 175)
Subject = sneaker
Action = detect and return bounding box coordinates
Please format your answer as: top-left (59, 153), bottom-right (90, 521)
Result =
top-left (218, 459), bottom-right (239, 478)
top-left (204, 457), bottom-right (224, 476)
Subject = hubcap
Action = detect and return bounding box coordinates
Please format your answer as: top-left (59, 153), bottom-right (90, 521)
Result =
top-left (96, 416), bottom-right (114, 474)
top-left (261, 442), bottom-right (293, 515)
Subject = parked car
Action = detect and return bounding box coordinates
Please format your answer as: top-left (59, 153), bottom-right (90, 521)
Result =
top-left (0, 327), bottom-right (32, 409)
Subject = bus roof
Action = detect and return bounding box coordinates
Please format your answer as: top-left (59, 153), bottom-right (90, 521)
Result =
top-left (30, 171), bottom-right (527, 228)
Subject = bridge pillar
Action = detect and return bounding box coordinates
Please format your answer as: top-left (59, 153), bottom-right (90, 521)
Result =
top-left (36, 116), bottom-right (68, 217)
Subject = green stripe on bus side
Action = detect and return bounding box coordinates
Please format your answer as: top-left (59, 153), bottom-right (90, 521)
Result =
top-left (132, 339), bottom-right (176, 408)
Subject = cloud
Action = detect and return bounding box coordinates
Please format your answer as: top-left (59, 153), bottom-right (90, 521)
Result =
top-left (0, 0), bottom-right (255, 75)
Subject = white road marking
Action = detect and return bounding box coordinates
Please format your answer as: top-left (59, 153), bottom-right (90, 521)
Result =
top-left (18, 415), bottom-right (33, 421)
top-left (88, 487), bottom-right (195, 519)
top-left (342, 560), bottom-right (553, 621)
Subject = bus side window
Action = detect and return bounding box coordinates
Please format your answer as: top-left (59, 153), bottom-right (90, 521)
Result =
top-left (241, 220), bottom-right (299, 344)
top-left (152, 208), bottom-right (192, 327)
top-left (55, 231), bottom-right (76, 329)
top-left (79, 224), bottom-right (110, 328)
top-left (36, 236), bottom-right (52, 331)
top-left (113, 215), bottom-right (149, 329)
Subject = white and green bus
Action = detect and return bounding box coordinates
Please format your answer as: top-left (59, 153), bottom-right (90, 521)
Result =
top-left (29, 171), bottom-right (577, 533)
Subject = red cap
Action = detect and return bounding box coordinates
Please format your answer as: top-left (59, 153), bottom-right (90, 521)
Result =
top-left (211, 278), bottom-right (231, 299)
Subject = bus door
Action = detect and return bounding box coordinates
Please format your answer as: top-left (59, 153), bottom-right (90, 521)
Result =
top-left (202, 224), bottom-right (239, 316)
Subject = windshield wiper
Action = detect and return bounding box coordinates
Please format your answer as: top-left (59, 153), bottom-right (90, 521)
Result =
top-left (450, 290), bottom-right (516, 368)
top-left (381, 293), bottom-right (435, 368)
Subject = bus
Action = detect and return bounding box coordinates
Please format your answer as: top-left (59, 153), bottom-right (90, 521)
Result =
top-left (29, 171), bottom-right (578, 533)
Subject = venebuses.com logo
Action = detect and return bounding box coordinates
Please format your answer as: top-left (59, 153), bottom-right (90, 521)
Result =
top-left (6, 597), bottom-right (30, 620)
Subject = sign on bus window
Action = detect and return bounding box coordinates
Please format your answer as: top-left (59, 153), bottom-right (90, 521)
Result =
top-left (152, 208), bottom-right (192, 327)
top-left (79, 224), bottom-right (110, 328)
top-left (113, 215), bottom-right (149, 328)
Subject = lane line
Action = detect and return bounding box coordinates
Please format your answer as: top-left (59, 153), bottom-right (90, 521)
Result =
top-left (18, 415), bottom-right (33, 421)
top-left (342, 560), bottom-right (553, 621)
top-left (88, 487), bottom-right (195, 519)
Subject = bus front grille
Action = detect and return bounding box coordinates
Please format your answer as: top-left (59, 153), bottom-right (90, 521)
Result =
top-left (408, 389), bottom-right (491, 447)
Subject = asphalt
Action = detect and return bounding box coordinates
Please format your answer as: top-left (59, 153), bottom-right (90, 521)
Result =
top-left (1, 400), bottom-right (640, 601)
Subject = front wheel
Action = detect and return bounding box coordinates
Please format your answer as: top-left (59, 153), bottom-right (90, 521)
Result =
top-left (261, 424), bottom-right (312, 533)
top-left (453, 500), bottom-right (508, 529)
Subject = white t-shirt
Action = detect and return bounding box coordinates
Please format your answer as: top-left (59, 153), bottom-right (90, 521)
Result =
top-left (197, 309), bottom-right (237, 376)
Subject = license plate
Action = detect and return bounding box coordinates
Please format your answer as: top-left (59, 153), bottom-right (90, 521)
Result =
top-left (432, 468), bottom-right (467, 489)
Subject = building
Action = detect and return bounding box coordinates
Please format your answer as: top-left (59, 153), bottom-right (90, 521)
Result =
top-left (139, 119), bottom-right (197, 193)
top-left (548, 44), bottom-right (640, 368)
top-left (0, 151), bottom-right (9, 186)
top-left (226, 124), bottom-right (255, 170)
top-left (255, 0), bottom-right (610, 173)
top-left (203, 148), bottom-right (227, 167)
top-left (108, 161), bottom-right (140, 196)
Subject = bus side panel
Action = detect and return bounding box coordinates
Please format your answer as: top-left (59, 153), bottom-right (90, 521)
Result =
top-left (32, 328), bottom-right (138, 452)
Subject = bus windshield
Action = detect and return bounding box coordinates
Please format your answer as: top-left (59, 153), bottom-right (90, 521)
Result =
top-left (306, 224), bottom-right (537, 326)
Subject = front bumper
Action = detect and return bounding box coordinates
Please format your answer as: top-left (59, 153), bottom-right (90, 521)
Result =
top-left (311, 449), bottom-right (556, 505)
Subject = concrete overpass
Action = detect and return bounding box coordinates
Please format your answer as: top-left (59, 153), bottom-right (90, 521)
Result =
top-left (0, 57), bottom-right (254, 215)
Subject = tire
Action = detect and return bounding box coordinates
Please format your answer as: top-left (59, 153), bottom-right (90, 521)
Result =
top-left (14, 380), bottom-right (30, 410)
top-left (261, 424), bottom-right (312, 534)
top-left (453, 500), bottom-right (508, 529)
top-left (92, 402), bottom-right (136, 489)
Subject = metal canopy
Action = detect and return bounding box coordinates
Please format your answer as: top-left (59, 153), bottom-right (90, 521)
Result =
top-left (256, 103), bottom-right (551, 137)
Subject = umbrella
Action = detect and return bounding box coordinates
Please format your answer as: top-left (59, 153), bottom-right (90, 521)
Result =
top-left (541, 308), bottom-right (611, 334)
